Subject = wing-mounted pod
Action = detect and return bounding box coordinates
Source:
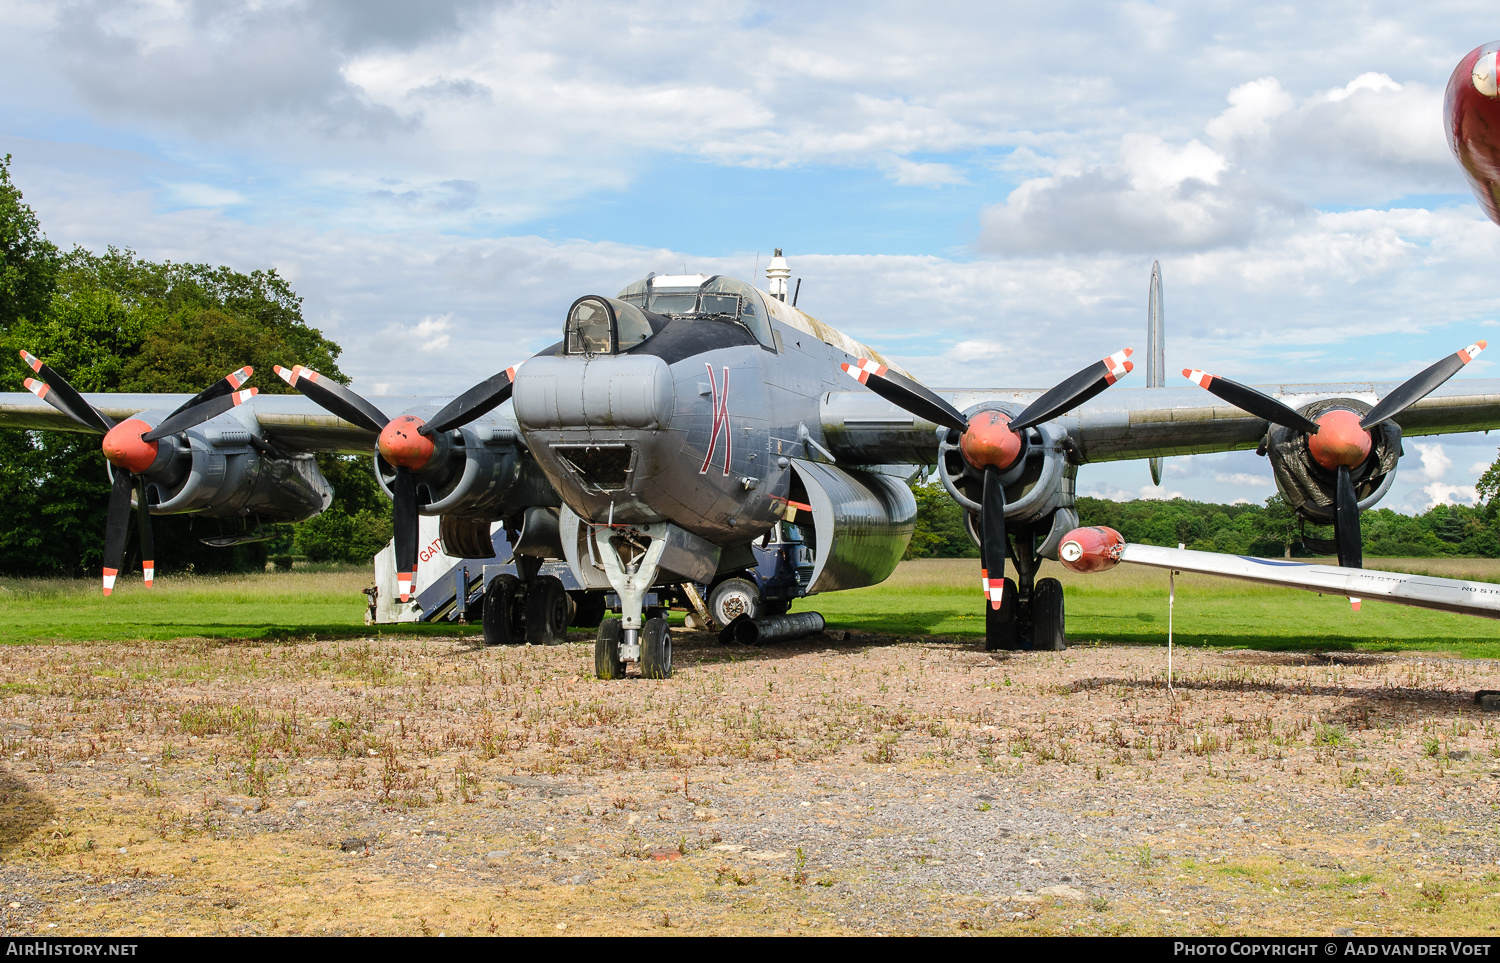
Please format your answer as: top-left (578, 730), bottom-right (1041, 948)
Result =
top-left (936, 402), bottom-right (1079, 560)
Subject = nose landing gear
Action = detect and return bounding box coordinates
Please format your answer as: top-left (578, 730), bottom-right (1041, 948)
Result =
top-left (592, 523), bottom-right (673, 679)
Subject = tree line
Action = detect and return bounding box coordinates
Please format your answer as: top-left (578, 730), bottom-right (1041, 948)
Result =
top-left (0, 157), bottom-right (388, 576)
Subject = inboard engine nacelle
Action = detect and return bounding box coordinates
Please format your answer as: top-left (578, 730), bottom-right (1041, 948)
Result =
top-left (372, 413), bottom-right (556, 521)
top-left (1262, 397), bottom-right (1399, 526)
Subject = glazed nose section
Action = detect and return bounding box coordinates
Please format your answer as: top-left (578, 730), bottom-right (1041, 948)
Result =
top-left (101, 418), bottom-right (159, 473)
top-left (379, 415), bottom-right (436, 470)
top-left (959, 410), bottom-right (1022, 471)
top-left (1308, 409), bottom-right (1372, 470)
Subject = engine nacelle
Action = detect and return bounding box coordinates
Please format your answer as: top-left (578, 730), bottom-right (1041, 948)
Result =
top-left (937, 402), bottom-right (1079, 558)
top-left (1058, 526), bottom-right (1125, 573)
top-left (1264, 397), bottom-right (1399, 524)
top-left (374, 413), bottom-right (558, 522)
top-left (142, 423), bottom-right (332, 522)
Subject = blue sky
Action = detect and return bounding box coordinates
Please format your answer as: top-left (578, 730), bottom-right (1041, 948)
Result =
top-left (3, 0), bottom-right (1500, 512)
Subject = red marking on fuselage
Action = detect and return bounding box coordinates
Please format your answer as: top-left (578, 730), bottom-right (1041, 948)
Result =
top-left (699, 363), bottom-right (731, 476)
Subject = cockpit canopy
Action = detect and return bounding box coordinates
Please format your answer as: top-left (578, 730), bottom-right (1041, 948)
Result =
top-left (617, 275), bottom-right (774, 348)
top-left (563, 275), bottom-right (776, 357)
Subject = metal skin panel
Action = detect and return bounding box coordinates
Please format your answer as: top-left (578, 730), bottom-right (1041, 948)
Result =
top-left (792, 458), bottom-right (916, 595)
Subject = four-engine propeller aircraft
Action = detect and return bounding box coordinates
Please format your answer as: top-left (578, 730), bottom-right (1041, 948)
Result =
top-left (7, 45), bottom-right (1500, 678)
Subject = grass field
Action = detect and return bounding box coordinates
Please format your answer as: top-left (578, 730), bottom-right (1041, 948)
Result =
top-left (4, 556), bottom-right (1500, 655)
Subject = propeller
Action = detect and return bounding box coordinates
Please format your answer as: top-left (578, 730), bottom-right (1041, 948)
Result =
top-left (1184, 340), bottom-right (1486, 569)
top-left (18, 351), bottom-right (256, 594)
top-left (273, 362), bottom-right (521, 602)
top-left (842, 348), bottom-right (1134, 610)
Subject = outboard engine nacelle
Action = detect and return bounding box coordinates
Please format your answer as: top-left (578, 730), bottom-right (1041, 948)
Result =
top-left (1264, 397), bottom-right (1399, 526)
top-left (145, 426), bottom-right (332, 522)
top-left (937, 402), bottom-right (1078, 558)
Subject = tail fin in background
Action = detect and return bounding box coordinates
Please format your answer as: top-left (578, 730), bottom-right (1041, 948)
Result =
top-left (1147, 260), bottom-right (1165, 487)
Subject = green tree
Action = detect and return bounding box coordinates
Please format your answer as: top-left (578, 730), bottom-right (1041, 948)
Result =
top-left (0, 155), bottom-right (58, 332)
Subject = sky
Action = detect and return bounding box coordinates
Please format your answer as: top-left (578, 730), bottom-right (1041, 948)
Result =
top-left (3, 0), bottom-right (1500, 513)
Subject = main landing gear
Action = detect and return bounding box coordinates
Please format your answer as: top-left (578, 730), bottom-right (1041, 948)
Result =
top-left (986, 525), bottom-right (1067, 652)
top-left (479, 555), bottom-right (602, 646)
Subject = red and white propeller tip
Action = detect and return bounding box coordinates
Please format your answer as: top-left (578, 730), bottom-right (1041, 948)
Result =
top-left (1103, 347), bottom-right (1134, 384)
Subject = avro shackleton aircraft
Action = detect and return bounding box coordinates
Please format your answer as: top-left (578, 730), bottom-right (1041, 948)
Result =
top-left (6, 45), bottom-right (1500, 679)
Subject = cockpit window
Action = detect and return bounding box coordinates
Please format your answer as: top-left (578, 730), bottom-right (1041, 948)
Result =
top-left (614, 274), bottom-right (775, 350)
top-left (565, 296), bottom-right (653, 355)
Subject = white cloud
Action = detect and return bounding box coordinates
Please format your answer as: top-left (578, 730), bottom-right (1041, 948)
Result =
top-left (1214, 472), bottom-right (1273, 487)
top-left (1421, 482), bottom-right (1478, 509)
top-left (1413, 442), bottom-right (1452, 482)
top-left (1138, 484), bottom-right (1185, 501)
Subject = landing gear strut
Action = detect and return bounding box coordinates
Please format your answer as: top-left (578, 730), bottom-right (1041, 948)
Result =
top-left (592, 523), bottom-right (672, 679)
top-left (985, 523), bottom-right (1067, 651)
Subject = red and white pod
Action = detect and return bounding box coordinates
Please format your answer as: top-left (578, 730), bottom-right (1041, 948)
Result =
top-left (1057, 526), bottom-right (1126, 574)
top-left (840, 358), bottom-right (887, 385)
top-left (1459, 340), bottom-right (1488, 364)
top-left (1102, 348), bottom-right (1134, 385)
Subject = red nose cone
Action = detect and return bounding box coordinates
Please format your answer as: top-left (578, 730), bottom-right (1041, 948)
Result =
top-left (101, 418), bottom-right (159, 473)
top-left (960, 410), bottom-right (1022, 471)
top-left (378, 415), bottom-right (435, 470)
top-left (1308, 409), bottom-right (1372, 470)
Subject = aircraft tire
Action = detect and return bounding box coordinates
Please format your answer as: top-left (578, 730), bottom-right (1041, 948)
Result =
top-left (595, 618), bottom-right (625, 680)
top-left (482, 574), bottom-right (524, 646)
top-left (709, 577), bottom-right (760, 626)
top-left (984, 578), bottom-right (1019, 651)
top-left (525, 575), bottom-right (570, 645)
top-left (641, 617), bottom-right (673, 679)
top-left (1032, 577), bottom-right (1067, 651)
top-left (570, 591), bottom-right (606, 628)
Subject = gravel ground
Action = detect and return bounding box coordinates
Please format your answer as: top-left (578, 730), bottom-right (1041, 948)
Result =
top-left (0, 631), bottom-right (1498, 935)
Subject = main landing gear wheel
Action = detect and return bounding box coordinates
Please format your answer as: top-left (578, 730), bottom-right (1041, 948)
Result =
top-left (595, 618), bottom-right (625, 680)
top-left (525, 574), bottom-right (570, 645)
top-left (984, 577), bottom-right (1019, 652)
top-left (709, 577), bottom-right (760, 626)
top-left (482, 574), bottom-right (524, 646)
top-left (1032, 577), bottom-right (1067, 651)
top-left (641, 617), bottom-right (673, 679)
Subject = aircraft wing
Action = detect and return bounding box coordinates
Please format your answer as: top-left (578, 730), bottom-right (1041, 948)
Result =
top-left (0, 390), bottom-right (411, 455)
top-left (1113, 543), bottom-right (1500, 620)
top-left (819, 378), bottom-right (1500, 464)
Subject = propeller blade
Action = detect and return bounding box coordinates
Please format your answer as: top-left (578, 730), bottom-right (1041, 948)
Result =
top-left (840, 358), bottom-right (968, 433)
top-left (142, 389), bottom-right (258, 442)
top-left (981, 467), bottom-right (1007, 610)
top-left (1360, 341), bottom-right (1487, 430)
top-left (393, 468), bottom-right (418, 603)
top-left (166, 366), bottom-right (253, 418)
top-left (422, 364), bottom-right (521, 436)
top-left (1335, 465), bottom-right (1362, 569)
top-left (19, 351), bottom-right (113, 434)
top-left (102, 470), bottom-right (134, 596)
top-left (1182, 368), bottom-right (1321, 434)
top-left (1010, 349), bottom-right (1134, 431)
top-left (135, 476), bottom-right (155, 589)
top-left (273, 365), bottom-right (389, 435)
